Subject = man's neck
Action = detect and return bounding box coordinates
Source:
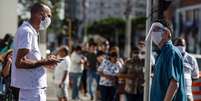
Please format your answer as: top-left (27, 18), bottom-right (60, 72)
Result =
top-left (29, 18), bottom-right (40, 32)
top-left (158, 39), bottom-right (170, 49)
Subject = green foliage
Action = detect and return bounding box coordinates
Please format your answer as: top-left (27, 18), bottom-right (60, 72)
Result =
top-left (87, 17), bottom-right (126, 37)
top-left (87, 17), bottom-right (147, 37)
top-left (132, 16), bottom-right (147, 31)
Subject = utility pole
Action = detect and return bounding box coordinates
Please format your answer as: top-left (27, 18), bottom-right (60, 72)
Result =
top-left (144, 0), bottom-right (152, 101)
top-left (124, 0), bottom-right (132, 58)
top-left (39, 30), bottom-right (47, 58)
top-left (67, 19), bottom-right (72, 49)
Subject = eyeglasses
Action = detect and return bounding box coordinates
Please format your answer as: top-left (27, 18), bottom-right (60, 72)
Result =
top-left (152, 26), bottom-right (166, 32)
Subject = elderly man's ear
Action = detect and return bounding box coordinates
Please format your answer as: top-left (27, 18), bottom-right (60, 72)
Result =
top-left (163, 30), bottom-right (171, 40)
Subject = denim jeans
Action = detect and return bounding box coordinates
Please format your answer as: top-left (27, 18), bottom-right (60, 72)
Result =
top-left (69, 72), bottom-right (82, 100)
top-left (87, 70), bottom-right (99, 97)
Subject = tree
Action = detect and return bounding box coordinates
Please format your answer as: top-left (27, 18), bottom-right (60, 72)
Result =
top-left (87, 17), bottom-right (125, 37)
top-left (87, 17), bottom-right (146, 45)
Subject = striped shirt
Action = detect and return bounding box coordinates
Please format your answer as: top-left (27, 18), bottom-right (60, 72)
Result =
top-left (182, 52), bottom-right (199, 96)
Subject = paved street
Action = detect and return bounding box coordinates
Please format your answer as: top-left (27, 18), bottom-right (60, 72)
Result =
top-left (47, 70), bottom-right (92, 101)
top-left (47, 69), bottom-right (57, 101)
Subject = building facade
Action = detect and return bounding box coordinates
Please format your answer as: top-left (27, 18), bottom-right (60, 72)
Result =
top-left (65, 0), bottom-right (146, 22)
top-left (0, 0), bottom-right (18, 38)
top-left (165, 0), bottom-right (201, 54)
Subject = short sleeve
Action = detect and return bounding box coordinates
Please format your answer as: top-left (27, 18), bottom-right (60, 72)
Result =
top-left (191, 57), bottom-right (199, 79)
top-left (71, 53), bottom-right (82, 63)
top-left (18, 29), bottom-right (32, 49)
top-left (62, 59), bottom-right (69, 71)
top-left (97, 61), bottom-right (105, 72)
top-left (166, 52), bottom-right (181, 82)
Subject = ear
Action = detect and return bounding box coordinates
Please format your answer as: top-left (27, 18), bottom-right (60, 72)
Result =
top-left (163, 30), bottom-right (169, 40)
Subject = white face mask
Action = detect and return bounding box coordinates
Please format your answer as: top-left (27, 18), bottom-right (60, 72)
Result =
top-left (151, 31), bottom-right (163, 46)
top-left (40, 17), bottom-right (51, 30)
top-left (139, 54), bottom-right (145, 59)
top-left (176, 46), bottom-right (186, 53)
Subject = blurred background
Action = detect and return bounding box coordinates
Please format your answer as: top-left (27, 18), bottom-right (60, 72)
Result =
top-left (0, 0), bottom-right (201, 56)
top-left (0, 0), bottom-right (201, 100)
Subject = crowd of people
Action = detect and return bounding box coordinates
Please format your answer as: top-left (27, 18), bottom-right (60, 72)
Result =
top-left (0, 2), bottom-right (200, 101)
top-left (51, 38), bottom-right (149, 101)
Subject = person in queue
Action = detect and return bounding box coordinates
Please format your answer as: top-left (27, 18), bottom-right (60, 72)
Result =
top-left (174, 37), bottom-right (200, 101)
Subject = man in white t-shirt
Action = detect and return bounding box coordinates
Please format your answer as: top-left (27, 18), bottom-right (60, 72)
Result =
top-left (174, 37), bottom-right (200, 101)
top-left (54, 46), bottom-right (71, 101)
top-left (68, 46), bottom-right (86, 100)
top-left (11, 3), bottom-right (60, 101)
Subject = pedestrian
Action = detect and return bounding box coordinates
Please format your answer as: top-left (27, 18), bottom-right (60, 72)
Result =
top-left (117, 46), bottom-right (144, 101)
top-left (97, 52), bottom-right (121, 101)
top-left (68, 46), bottom-right (86, 100)
top-left (174, 37), bottom-right (200, 101)
top-left (149, 20), bottom-right (186, 101)
top-left (98, 41), bottom-right (110, 56)
top-left (85, 42), bottom-right (99, 101)
top-left (1, 50), bottom-right (19, 101)
top-left (54, 46), bottom-right (71, 101)
top-left (109, 46), bottom-right (124, 101)
top-left (11, 3), bottom-right (60, 101)
top-left (137, 41), bottom-right (155, 65)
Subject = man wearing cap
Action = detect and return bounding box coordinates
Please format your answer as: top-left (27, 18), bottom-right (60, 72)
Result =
top-left (149, 20), bottom-right (186, 101)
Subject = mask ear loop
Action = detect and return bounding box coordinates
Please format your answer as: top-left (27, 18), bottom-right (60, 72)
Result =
top-left (40, 12), bottom-right (46, 21)
top-left (41, 16), bottom-right (45, 21)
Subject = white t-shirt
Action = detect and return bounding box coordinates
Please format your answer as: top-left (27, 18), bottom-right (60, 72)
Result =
top-left (11, 21), bottom-right (47, 89)
top-left (68, 52), bottom-right (84, 73)
top-left (54, 56), bottom-right (71, 85)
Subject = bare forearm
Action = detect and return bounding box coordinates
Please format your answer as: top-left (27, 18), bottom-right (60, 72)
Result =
top-left (2, 62), bottom-right (11, 77)
top-left (15, 48), bottom-right (58, 69)
top-left (118, 74), bottom-right (134, 79)
top-left (164, 79), bottom-right (179, 101)
top-left (16, 58), bottom-right (44, 69)
top-left (99, 71), bottom-right (115, 80)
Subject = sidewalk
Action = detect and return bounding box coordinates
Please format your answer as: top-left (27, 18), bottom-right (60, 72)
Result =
top-left (47, 70), bottom-right (92, 101)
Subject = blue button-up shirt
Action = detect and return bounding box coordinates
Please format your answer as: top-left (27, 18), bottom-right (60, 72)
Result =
top-left (151, 41), bottom-right (186, 101)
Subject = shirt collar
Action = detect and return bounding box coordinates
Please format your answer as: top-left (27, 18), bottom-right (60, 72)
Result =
top-left (23, 21), bottom-right (39, 36)
top-left (161, 40), bottom-right (172, 52)
top-left (161, 40), bottom-right (172, 50)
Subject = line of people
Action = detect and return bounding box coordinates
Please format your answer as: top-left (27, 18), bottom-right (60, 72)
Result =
top-left (52, 39), bottom-right (150, 101)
